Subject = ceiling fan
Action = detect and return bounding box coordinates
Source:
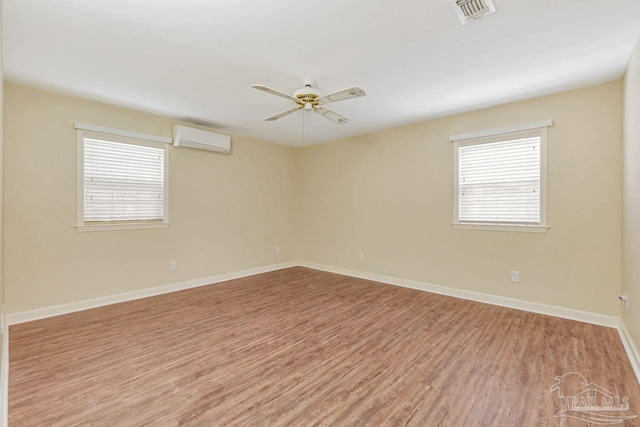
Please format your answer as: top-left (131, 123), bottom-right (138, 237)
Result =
top-left (252, 77), bottom-right (366, 125)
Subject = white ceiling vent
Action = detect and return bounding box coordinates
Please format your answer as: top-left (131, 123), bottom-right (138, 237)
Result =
top-left (450, 0), bottom-right (496, 25)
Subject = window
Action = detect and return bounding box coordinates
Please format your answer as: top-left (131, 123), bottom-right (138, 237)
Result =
top-left (451, 121), bottom-right (551, 232)
top-left (76, 124), bottom-right (170, 232)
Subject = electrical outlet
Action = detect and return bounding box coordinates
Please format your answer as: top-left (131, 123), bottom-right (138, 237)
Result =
top-left (275, 246), bottom-right (280, 255)
top-left (511, 270), bottom-right (520, 283)
top-left (169, 260), bottom-right (177, 271)
top-left (359, 252), bottom-right (365, 261)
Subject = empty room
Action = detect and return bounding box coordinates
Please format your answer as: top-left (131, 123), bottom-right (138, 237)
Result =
top-left (1, 0), bottom-right (640, 425)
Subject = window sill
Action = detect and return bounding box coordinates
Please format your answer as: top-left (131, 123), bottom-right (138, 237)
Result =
top-left (76, 222), bottom-right (170, 232)
top-left (452, 223), bottom-right (549, 233)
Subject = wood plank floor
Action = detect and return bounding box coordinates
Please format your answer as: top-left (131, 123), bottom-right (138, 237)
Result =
top-left (9, 267), bottom-right (640, 426)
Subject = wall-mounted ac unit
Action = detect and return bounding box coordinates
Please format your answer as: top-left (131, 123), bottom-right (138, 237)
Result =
top-left (172, 125), bottom-right (231, 153)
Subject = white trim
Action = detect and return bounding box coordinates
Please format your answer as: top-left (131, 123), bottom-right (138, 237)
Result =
top-left (75, 222), bottom-right (170, 232)
top-left (452, 137), bottom-right (459, 227)
top-left (6, 262), bottom-right (297, 325)
top-left (618, 318), bottom-right (640, 385)
top-left (76, 130), bottom-right (170, 231)
top-left (7, 260), bottom-right (620, 329)
top-left (73, 123), bottom-right (171, 144)
top-left (163, 142), bottom-right (170, 225)
top-left (1, 326), bottom-right (8, 427)
top-left (298, 262), bottom-right (619, 328)
top-left (452, 125), bottom-right (548, 231)
top-left (449, 120), bottom-right (553, 142)
top-left (3, 260), bottom-right (637, 409)
top-left (540, 126), bottom-right (548, 227)
top-left (76, 129), bottom-right (84, 227)
top-left (452, 223), bottom-right (549, 233)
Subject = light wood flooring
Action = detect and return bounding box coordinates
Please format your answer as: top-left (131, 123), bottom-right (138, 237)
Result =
top-left (9, 267), bottom-right (640, 426)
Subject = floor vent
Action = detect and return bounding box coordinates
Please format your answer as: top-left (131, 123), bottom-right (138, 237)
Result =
top-left (451, 0), bottom-right (496, 25)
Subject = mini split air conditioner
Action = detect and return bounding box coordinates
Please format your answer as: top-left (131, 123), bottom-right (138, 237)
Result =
top-left (172, 125), bottom-right (231, 153)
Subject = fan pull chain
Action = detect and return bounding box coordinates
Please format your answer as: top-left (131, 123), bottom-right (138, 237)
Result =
top-left (302, 110), bottom-right (306, 143)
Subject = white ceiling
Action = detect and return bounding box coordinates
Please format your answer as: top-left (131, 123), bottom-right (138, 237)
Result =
top-left (4, 1), bottom-right (640, 146)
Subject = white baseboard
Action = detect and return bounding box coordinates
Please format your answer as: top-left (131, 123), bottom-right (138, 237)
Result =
top-left (618, 318), bottom-right (640, 385)
top-left (8, 260), bottom-right (620, 329)
top-left (1, 259), bottom-right (637, 420)
top-left (299, 261), bottom-right (620, 328)
top-left (6, 261), bottom-right (298, 325)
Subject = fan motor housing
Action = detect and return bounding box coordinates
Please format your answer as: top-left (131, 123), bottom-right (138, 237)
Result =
top-left (294, 87), bottom-right (322, 109)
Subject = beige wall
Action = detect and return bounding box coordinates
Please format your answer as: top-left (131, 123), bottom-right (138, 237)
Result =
top-left (622, 37), bottom-right (640, 348)
top-left (296, 82), bottom-right (622, 316)
top-left (2, 80), bottom-right (626, 320)
top-left (3, 84), bottom-right (297, 314)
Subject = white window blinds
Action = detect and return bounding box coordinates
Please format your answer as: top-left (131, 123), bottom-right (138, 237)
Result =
top-left (83, 137), bottom-right (166, 223)
top-left (457, 134), bottom-right (541, 225)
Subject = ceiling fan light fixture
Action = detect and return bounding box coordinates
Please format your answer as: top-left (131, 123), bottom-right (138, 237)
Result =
top-left (252, 78), bottom-right (366, 126)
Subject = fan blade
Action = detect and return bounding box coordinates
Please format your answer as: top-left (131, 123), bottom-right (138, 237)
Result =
top-left (314, 107), bottom-right (349, 124)
top-left (265, 106), bottom-right (303, 121)
top-left (252, 85), bottom-right (299, 103)
top-left (318, 87), bottom-right (366, 104)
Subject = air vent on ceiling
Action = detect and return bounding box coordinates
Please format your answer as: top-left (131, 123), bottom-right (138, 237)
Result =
top-left (450, 0), bottom-right (496, 25)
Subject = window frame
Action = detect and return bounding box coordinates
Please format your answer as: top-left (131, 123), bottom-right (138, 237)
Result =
top-left (75, 123), bottom-right (171, 232)
top-left (451, 121), bottom-right (551, 233)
